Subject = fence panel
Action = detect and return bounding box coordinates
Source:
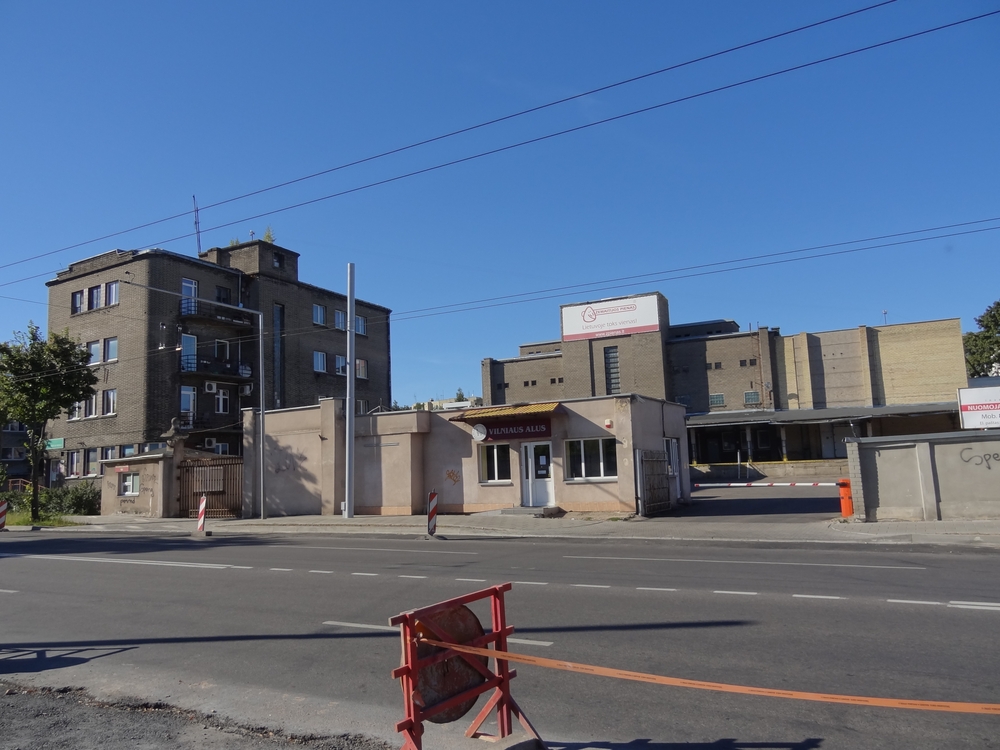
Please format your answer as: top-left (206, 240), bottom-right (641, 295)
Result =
top-left (637, 450), bottom-right (673, 517)
top-left (178, 456), bottom-right (243, 518)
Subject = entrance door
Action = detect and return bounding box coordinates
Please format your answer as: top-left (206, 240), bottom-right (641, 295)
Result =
top-left (521, 442), bottom-right (554, 507)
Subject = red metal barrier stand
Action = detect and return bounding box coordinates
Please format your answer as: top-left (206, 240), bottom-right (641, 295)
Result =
top-left (390, 583), bottom-right (544, 750)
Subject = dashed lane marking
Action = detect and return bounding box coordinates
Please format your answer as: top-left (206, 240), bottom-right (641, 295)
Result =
top-left (456, 578), bottom-right (487, 582)
top-left (322, 620), bottom-right (553, 647)
top-left (352, 572), bottom-right (378, 576)
top-left (714, 590), bottom-right (758, 596)
top-left (948, 601), bottom-right (1000, 611)
top-left (230, 566), bottom-right (253, 569)
top-left (572, 584), bottom-right (610, 589)
top-left (565, 555), bottom-right (924, 570)
top-left (270, 568), bottom-right (293, 571)
top-left (309, 570), bottom-right (334, 574)
top-left (637, 587), bottom-right (677, 592)
top-left (19, 554), bottom-right (230, 569)
top-left (793, 594), bottom-right (844, 600)
top-left (887, 599), bottom-right (941, 606)
top-left (271, 544), bottom-right (477, 556)
top-left (0, 589), bottom-right (18, 594)
top-left (399, 575), bottom-right (427, 579)
top-left (514, 581), bottom-right (548, 585)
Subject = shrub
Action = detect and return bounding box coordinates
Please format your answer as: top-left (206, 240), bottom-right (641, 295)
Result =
top-left (41, 483), bottom-right (101, 516)
top-left (0, 491), bottom-right (30, 514)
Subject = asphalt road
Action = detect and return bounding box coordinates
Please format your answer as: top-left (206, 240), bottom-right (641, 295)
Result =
top-left (2, 531), bottom-right (999, 750)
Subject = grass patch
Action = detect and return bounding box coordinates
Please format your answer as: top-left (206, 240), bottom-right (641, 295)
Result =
top-left (5, 509), bottom-right (79, 527)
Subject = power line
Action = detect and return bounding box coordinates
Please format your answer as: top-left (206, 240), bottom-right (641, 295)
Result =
top-left (0, 0), bottom-right (899, 274)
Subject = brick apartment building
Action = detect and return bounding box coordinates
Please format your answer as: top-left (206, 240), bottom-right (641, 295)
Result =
top-left (482, 292), bottom-right (968, 467)
top-left (1, 420), bottom-right (30, 487)
top-left (45, 240), bottom-right (391, 480)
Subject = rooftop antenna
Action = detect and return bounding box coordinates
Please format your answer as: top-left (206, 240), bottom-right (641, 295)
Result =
top-left (192, 196), bottom-right (203, 255)
top-left (882, 309), bottom-right (888, 325)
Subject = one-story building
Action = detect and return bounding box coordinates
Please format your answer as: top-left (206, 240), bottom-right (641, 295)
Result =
top-left (242, 394), bottom-right (690, 517)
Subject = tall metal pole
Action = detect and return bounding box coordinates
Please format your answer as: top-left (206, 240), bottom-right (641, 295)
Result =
top-left (257, 310), bottom-right (267, 520)
top-left (344, 263), bottom-right (356, 518)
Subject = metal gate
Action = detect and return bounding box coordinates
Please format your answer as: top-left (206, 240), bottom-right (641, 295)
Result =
top-left (636, 449), bottom-right (673, 517)
top-left (178, 456), bottom-right (243, 518)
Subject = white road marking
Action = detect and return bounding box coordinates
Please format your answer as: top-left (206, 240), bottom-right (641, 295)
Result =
top-left (948, 602), bottom-right (1000, 611)
top-left (322, 620), bottom-right (551, 646)
top-left (714, 590), bottom-right (758, 596)
top-left (637, 587), bottom-right (677, 592)
top-left (309, 570), bottom-right (334, 574)
top-left (271, 544), bottom-right (476, 556)
top-left (514, 581), bottom-right (548, 585)
top-left (565, 555), bottom-right (923, 570)
top-left (949, 600), bottom-right (1000, 608)
top-left (0, 589), bottom-right (18, 594)
top-left (887, 599), bottom-right (941, 605)
top-left (456, 578), bottom-right (487, 582)
top-left (22, 554), bottom-right (229, 569)
top-left (230, 566), bottom-right (253, 569)
top-left (399, 575), bottom-right (427, 579)
top-left (793, 594), bottom-right (844, 600)
top-left (572, 584), bottom-right (610, 589)
top-left (270, 568), bottom-right (293, 571)
top-left (352, 572), bottom-right (378, 576)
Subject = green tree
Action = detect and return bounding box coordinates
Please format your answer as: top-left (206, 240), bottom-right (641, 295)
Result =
top-left (455, 387), bottom-right (465, 402)
top-left (964, 300), bottom-right (1000, 378)
top-left (0, 324), bottom-right (98, 521)
top-left (262, 226), bottom-right (276, 243)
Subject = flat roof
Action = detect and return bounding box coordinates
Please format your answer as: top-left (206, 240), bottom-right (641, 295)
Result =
top-left (687, 402), bottom-right (958, 427)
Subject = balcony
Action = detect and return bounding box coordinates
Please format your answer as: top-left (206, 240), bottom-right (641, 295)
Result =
top-left (178, 298), bottom-right (254, 326)
top-left (178, 413), bottom-right (243, 433)
top-left (179, 354), bottom-right (253, 380)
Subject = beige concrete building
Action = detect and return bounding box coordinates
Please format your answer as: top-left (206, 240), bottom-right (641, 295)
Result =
top-left (481, 292), bottom-right (968, 473)
top-left (242, 394), bottom-right (689, 517)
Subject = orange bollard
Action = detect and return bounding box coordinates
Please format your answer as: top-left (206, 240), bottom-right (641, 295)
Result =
top-left (838, 478), bottom-right (854, 518)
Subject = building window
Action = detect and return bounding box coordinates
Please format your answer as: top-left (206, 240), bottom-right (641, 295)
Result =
top-left (558, 377), bottom-right (563, 383)
top-left (714, 362), bottom-right (722, 370)
top-left (273, 251), bottom-right (285, 269)
top-left (355, 358), bottom-right (368, 379)
top-left (750, 358), bottom-right (757, 366)
top-left (100, 446), bottom-right (117, 473)
top-left (334, 310), bottom-right (347, 330)
top-left (88, 285), bottom-right (102, 310)
top-left (335, 355), bottom-right (347, 375)
top-left (566, 438), bottom-right (618, 479)
top-left (105, 280), bottom-right (119, 306)
top-left (479, 444), bottom-right (511, 482)
top-left (215, 285), bottom-right (231, 304)
top-left (523, 381), bottom-right (529, 387)
top-left (71, 290), bottom-right (84, 314)
top-left (1, 447), bottom-right (26, 460)
top-left (87, 341), bottom-right (101, 364)
top-left (66, 451), bottom-right (80, 477)
top-left (181, 386), bottom-right (197, 425)
top-left (356, 399), bottom-right (369, 415)
top-left (757, 431), bottom-right (771, 449)
top-left (550, 378), bottom-right (556, 384)
top-left (142, 443), bottom-right (166, 453)
top-left (496, 383), bottom-right (504, 390)
top-left (705, 362), bottom-right (713, 371)
top-left (68, 402), bottom-right (81, 420)
top-left (84, 448), bottom-right (99, 476)
top-left (181, 278), bottom-right (198, 314)
top-left (215, 339), bottom-right (229, 360)
top-left (104, 337), bottom-right (118, 361)
top-left (119, 472), bottom-right (140, 496)
top-left (102, 389), bottom-right (117, 415)
top-left (355, 315), bottom-right (367, 335)
top-left (313, 351), bottom-right (327, 372)
top-left (180, 334), bottom-right (197, 371)
top-left (215, 388), bottom-right (230, 414)
top-left (740, 359), bottom-right (748, 367)
top-left (744, 391), bottom-right (761, 405)
top-left (709, 393), bottom-right (726, 407)
top-left (312, 304), bottom-right (327, 325)
top-left (604, 346), bottom-right (620, 395)
top-left (3, 421), bottom-right (26, 432)
top-left (83, 394), bottom-right (98, 418)
top-left (214, 442), bottom-right (230, 455)
top-left (121, 444), bottom-right (137, 458)
top-left (530, 380), bottom-right (537, 386)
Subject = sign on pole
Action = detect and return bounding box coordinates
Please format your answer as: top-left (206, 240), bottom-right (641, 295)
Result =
top-left (958, 386), bottom-right (1000, 429)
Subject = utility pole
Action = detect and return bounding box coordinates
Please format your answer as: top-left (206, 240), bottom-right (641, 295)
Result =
top-left (344, 263), bottom-right (356, 518)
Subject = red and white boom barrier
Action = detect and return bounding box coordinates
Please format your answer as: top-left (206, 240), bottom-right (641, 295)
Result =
top-left (427, 490), bottom-right (438, 536)
top-left (196, 494), bottom-right (207, 532)
top-left (0, 499), bottom-right (8, 531)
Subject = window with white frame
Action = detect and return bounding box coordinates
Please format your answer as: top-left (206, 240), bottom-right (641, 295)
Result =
top-left (66, 451), bottom-right (80, 477)
top-left (141, 443), bottom-right (166, 453)
top-left (313, 351), bottom-right (327, 372)
top-left (100, 446), bottom-right (116, 473)
top-left (180, 386), bottom-right (196, 424)
top-left (121, 444), bottom-right (137, 457)
top-left (71, 290), bottom-right (83, 314)
top-left (84, 448), bottom-right (99, 476)
top-left (87, 341), bottom-right (101, 364)
top-left (744, 391), bottom-right (761, 405)
top-left (355, 315), bottom-right (367, 335)
top-left (355, 358), bottom-right (368, 379)
top-left (87, 285), bottom-right (102, 310)
top-left (104, 337), bottom-right (118, 361)
top-left (102, 389), bottom-right (117, 415)
top-left (356, 399), bottom-right (369, 415)
top-left (313, 304), bottom-right (327, 325)
top-left (3, 421), bottom-right (27, 432)
top-left (565, 437), bottom-right (618, 479)
top-left (335, 355), bottom-right (347, 375)
top-left (663, 437), bottom-right (680, 477)
top-left (479, 443), bottom-right (511, 482)
top-left (83, 393), bottom-right (98, 418)
top-left (708, 393), bottom-right (725, 407)
top-left (334, 309), bottom-right (347, 330)
top-left (119, 472), bottom-right (140, 496)
top-left (215, 339), bottom-right (229, 360)
top-left (68, 402), bottom-right (81, 420)
top-left (105, 280), bottom-right (119, 306)
top-left (1, 447), bottom-right (26, 460)
top-left (215, 388), bottom-right (229, 414)
top-left (214, 442), bottom-right (230, 455)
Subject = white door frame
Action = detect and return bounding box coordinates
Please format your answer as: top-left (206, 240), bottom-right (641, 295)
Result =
top-left (521, 441), bottom-right (554, 507)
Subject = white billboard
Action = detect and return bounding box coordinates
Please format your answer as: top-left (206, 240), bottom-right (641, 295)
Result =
top-left (561, 294), bottom-right (661, 342)
top-left (958, 386), bottom-right (1000, 429)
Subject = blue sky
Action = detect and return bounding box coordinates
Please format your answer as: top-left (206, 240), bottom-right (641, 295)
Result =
top-left (2, 1), bottom-right (998, 405)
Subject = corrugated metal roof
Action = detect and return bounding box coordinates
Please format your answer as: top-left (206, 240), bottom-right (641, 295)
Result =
top-left (450, 402), bottom-right (561, 420)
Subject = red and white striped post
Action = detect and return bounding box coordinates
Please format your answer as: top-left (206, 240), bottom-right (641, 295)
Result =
top-left (427, 489), bottom-right (437, 536)
top-left (196, 494), bottom-right (207, 532)
top-left (0, 499), bottom-right (8, 531)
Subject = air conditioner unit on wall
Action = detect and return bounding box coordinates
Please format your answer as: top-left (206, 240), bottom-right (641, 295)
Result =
top-left (238, 384), bottom-right (253, 396)
top-left (204, 438), bottom-right (217, 449)
top-left (204, 382), bottom-right (217, 393)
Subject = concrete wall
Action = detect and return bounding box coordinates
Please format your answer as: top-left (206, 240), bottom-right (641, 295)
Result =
top-left (846, 429), bottom-right (1000, 521)
top-left (100, 453), bottom-right (172, 516)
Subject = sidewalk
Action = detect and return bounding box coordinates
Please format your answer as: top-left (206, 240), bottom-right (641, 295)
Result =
top-left (15, 509), bottom-right (1000, 549)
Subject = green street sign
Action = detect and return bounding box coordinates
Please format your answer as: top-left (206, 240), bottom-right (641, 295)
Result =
top-left (44, 438), bottom-right (65, 450)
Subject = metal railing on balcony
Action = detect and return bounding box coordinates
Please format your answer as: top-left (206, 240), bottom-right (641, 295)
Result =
top-left (179, 298), bottom-right (254, 326)
top-left (179, 355), bottom-right (253, 379)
